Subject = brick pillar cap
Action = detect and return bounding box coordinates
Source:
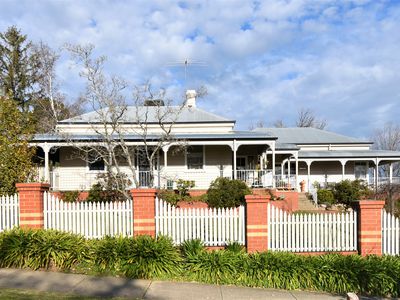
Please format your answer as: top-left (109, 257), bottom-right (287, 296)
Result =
top-left (16, 182), bottom-right (50, 190)
top-left (358, 200), bottom-right (385, 209)
top-left (130, 188), bottom-right (157, 194)
top-left (245, 194), bottom-right (270, 203)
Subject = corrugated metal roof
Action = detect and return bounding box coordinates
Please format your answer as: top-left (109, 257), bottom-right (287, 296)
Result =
top-left (254, 127), bottom-right (371, 144)
top-left (33, 131), bottom-right (276, 142)
top-left (299, 150), bottom-right (400, 159)
top-left (59, 106), bottom-right (234, 124)
top-left (276, 143), bottom-right (300, 150)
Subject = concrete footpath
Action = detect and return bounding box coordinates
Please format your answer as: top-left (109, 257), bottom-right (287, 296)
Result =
top-left (0, 268), bottom-right (371, 299)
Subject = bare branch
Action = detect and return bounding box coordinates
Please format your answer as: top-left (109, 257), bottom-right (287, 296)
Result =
top-left (296, 108), bottom-right (327, 130)
top-left (273, 119), bottom-right (286, 128)
top-left (62, 44), bottom-right (187, 198)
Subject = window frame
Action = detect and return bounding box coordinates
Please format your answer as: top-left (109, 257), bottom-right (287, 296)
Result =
top-left (185, 145), bottom-right (205, 170)
top-left (87, 152), bottom-right (106, 172)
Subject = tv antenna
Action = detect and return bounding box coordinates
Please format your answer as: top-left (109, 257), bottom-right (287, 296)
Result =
top-left (166, 58), bottom-right (207, 83)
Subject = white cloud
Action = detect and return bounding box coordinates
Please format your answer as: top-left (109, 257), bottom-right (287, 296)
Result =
top-left (0, 0), bottom-right (399, 138)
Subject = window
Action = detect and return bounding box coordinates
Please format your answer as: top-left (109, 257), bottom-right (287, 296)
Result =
top-left (88, 152), bottom-right (105, 171)
top-left (187, 146), bottom-right (204, 169)
top-left (355, 162), bottom-right (367, 179)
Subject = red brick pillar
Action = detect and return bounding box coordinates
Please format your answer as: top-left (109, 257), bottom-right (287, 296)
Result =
top-left (131, 188), bottom-right (157, 237)
top-left (357, 200), bottom-right (385, 256)
top-left (16, 183), bottom-right (50, 229)
top-left (245, 194), bottom-right (270, 253)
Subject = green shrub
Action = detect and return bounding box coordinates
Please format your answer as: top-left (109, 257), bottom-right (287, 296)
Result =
top-left (317, 189), bottom-right (335, 206)
top-left (181, 239), bottom-right (205, 257)
top-left (206, 177), bottom-right (251, 208)
top-left (88, 236), bottom-right (135, 274)
top-left (1, 229), bottom-right (400, 297)
top-left (184, 249), bottom-right (241, 284)
top-left (225, 241), bottom-right (245, 253)
top-left (61, 191), bottom-right (80, 202)
top-left (157, 189), bottom-right (180, 206)
top-left (176, 179), bottom-right (195, 198)
top-left (28, 229), bottom-right (87, 270)
top-left (0, 228), bottom-right (87, 270)
top-left (86, 183), bottom-right (128, 202)
top-left (333, 179), bottom-right (370, 207)
top-left (0, 227), bottom-right (36, 268)
top-left (122, 235), bottom-right (182, 279)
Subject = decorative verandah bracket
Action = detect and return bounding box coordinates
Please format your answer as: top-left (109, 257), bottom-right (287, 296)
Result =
top-left (245, 193), bottom-right (270, 253)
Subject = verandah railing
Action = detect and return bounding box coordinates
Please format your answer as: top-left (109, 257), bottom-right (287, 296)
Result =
top-left (44, 192), bottom-right (133, 238)
top-left (236, 169), bottom-right (272, 188)
top-left (0, 194), bottom-right (19, 232)
top-left (155, 197), bottom-right (245, 246)
top-left (382, 210), bottom-right (400, 255)
top-left (268, 203), bottom-right (357, 252)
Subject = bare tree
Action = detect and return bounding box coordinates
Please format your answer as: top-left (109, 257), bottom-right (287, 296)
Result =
top-left (32, 42), bottom-right (83, 133)
top-left (63, 44), bottom-right (186, 199)
top-left (372, 122), bottom-right (400, 176)
top-left (273, 119), bottom-right (286, 128)
top-left (248, 120), bottom-right (266, 130)
top-left (296, 108), bottom-right (327, 130)
top-left (371, 122), bottom-right (400, 213)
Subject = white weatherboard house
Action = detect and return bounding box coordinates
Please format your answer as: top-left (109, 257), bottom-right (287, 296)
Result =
top-left (32, 91), bottom-right (400, 192)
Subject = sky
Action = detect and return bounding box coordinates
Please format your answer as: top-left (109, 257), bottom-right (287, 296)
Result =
top-left (0, 0), bottom-right (399, 139)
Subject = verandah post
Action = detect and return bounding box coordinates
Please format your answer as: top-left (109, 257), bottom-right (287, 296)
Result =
top-left (16, 183), bottom-right (50, 229)
top-left (357, 200), bottom-right (385, 256)
top-left (130, 188), bottom-right (157, 237)
top-left (245, 193), bottom-right (270, 253)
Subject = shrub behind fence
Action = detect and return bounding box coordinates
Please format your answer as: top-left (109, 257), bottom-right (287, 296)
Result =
top-left (44, 192), bottom-right (133, 238)
top-left (155, 197), bottom-right (245, 246)
top-left (0, 194), bottom-right (19, 232)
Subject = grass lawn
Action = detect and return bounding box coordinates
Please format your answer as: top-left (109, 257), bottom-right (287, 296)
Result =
top-left (0, 288), bottom-right (135, 299)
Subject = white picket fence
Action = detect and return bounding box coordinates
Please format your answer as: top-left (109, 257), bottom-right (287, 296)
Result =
top-left (268, 203), bottom-right (357, 252)
top-left (44, 192), bottom-right (133, 238)
top-left (0, 194), bottom-right (19, 232)
top-left (155, 198), bottom-right (245, 246)
top-left (382, 210), bottom-right (400, 255)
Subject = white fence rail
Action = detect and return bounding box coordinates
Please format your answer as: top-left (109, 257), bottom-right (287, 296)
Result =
top-left (155, 197), bottom-right (245, 246)
top-left (44, 192), bottom-right (133, 238)
top-left (268, 203), bottom-right (357, 252)
top-left (0, 194), bottom-right (19, 232)
top-left (382, 210), bottom-right (400, 255)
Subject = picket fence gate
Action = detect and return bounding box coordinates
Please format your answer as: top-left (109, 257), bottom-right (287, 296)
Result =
top-left (0, 194), bottom-right (19, 232)
top-left (44, 192), bottom-right (133, 238)
top-left (155, 197), bottom-right (245, 246)
top-left (382, 210), bottom-right (400, 255)
top-left (268, 203), bottom-right (357, 252)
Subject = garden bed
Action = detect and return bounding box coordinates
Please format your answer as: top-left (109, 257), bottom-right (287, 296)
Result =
top-left (0, 228), bottom-right (399, 298)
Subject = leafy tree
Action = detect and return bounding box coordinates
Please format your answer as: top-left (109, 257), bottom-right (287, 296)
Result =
top-left (0, 26), bottom-right (41, 111)
top-left (0, 96), bottom-right (36, 194)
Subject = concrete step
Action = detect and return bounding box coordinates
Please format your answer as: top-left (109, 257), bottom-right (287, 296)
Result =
top-left (297, 193), bottom-right (321, 211)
